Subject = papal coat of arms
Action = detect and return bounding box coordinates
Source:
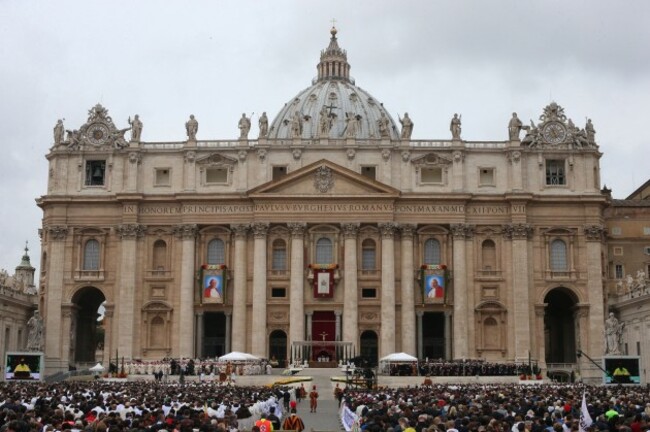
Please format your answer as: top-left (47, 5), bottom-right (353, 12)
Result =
top-left (313, 166), bottom-right (334, 193)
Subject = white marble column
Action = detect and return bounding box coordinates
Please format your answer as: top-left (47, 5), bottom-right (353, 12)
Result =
top-left (504, 223), bottom-right (533, 361)
top-left (400, 224), bottom-right (417, 356)
top-left (230, 224), bottom-right (249, 352)
top-left (116, 224), bottom-right (145, 360)
top-left (251, 222), bottom-right (269, 358)
top-left (44, 226), bottom-right (68, 372)
top-left (174, 224), bottom-right (198, 358)
top-left (102, 305), bottom-right (114, 368)
top-left (341, 223), bottom-right (360, 350)
top-left (451, 224), bottom-right (473, 359)
top-left (288, 223), bottom-right (306, 353)
top-left (379, 222), bottom-right (397, 357)
top-left (195, 312), bottom-right (204, 358)
top-left (584, 226), bottom-right (607, 358)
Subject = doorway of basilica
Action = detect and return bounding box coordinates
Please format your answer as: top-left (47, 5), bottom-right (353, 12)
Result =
top-left (203, 312), bottom-right (226, 358)
top-left (359, 330), bottom-right (378, 366)
top-left (71, 286), bottom-right (106, 365)
top-left (422, 312), bottom-right (445, 359)
top-left (311, 311), bottom-right (336, 361)
top-left (269, 330), bottom-right (287, 367)
top-left (544, 288), bottom-right (577, 364)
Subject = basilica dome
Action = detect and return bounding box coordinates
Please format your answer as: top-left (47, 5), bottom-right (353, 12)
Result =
top-left (267, 27), bottom-right (401, 141)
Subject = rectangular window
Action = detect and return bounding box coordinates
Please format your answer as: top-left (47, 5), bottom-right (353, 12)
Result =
top-left (205, 167), bottom-right (228, 184)
top-left (613, 247), bottom-right (623, 256)
top-left (85, 160), bottom-right (106, 186)
top-left (611, 227), bottom-right (622, 235)
top-left (271, 287), bottom-right (286, 298)
top-left (615, 264), bottom-right (624, 279)
top-left (361, 166), bottom-right (376, 180)
top-left (479, 167), bottom-right (495, 186)
top-left (155, 168), bottom-right (171, 186)
top-left (361, 288), bottom-right (377, 298)
top-left (644, 246), bottom-right (650, 255)
top-left (272, 166), bottom-right (287, 181)
top-left (643, 227), bottom-right (650, 235)
top-left (421, 167), bottom-right (443, 184)
top-left (545, 160), bottom-right (565, 185)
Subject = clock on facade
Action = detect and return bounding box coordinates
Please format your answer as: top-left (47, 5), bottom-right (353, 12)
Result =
top-left (542, 122), bottom-right (567, 145)
top-left (86, 123), bottom-right (110, 146)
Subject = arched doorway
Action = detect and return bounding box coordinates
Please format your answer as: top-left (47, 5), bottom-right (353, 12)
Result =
top-left (544, 287), bottom-right (578, 364)
top-left (71, 286), bottom-right (106, 364)
top-left (269, 330), bottom-right (287, 367)
top-left (359, 330), bottom-right (378, 366)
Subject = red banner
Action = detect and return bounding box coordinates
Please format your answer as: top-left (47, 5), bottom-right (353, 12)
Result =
top-left (313, 269), bottom-right (334, 298)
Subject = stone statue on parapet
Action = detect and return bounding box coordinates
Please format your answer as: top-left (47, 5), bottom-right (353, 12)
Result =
top-left (111, 127), bottom-right (131, 149)
top-left (319, 106), bottom-right (332, 137)
top-left (128, 115), bottom-right (143, 142)
top-left (65, 129), bottom-right (82, 150)
top-left (26, 310), bottom-right (44, 352)
top-left (258, 112), bottom-right (268, 138)
top-left (377, 112), bottom-right (390, 139)
top-left (585, 118), bottom-right (596, 143)
top-left (53, 119), bottom-right (65, 146)
top-left (450, 113), bottom-right (462, 139)
top-left (508, 112), bottom-right (522, 140)
top-left (398, 112), bottom-right (413, 140)
top-left (289, 110), bottom-right (304, 138)
top-left (238, 113), bottom-right (252, 139)
top-left (186, 115), bottom-right (198, 140)
top-left (344, 111), bottom-right (360, 138)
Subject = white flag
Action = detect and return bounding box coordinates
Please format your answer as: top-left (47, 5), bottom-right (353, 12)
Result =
top-left (579, 391), bottom-right (593, 432)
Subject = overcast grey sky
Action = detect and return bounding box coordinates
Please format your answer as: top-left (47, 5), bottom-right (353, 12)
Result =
top-left (1, 0), bottom-right (649, 277)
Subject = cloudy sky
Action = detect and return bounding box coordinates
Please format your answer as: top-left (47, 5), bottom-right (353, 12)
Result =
top-left (1, 0), bottom-right (649, 277)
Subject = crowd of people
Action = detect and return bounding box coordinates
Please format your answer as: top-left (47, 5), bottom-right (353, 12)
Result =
top-left (417, 360), bottom-right (533, 377)
top-left (115, 359), bottom-right (267, 378)
top-left (341, 383), bottom-right (650, 432)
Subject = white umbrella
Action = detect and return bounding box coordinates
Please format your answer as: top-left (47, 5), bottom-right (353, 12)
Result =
top-left (218, 351), bottom-right (260, 361)
top-left (89, 363), bottom-right (105, 372)
top-left (379, 352), bottom-right (418, 362)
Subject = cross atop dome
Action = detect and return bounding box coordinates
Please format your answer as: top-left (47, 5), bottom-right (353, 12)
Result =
top-left (317, 25), bottom-right (351, 83)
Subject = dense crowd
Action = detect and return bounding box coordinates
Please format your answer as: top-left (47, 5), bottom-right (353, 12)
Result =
top-left (342, 383), bottom-right (650, 432)
top-left (116, 359), bottom-right (267, 377)
top-left (417, 360), bottom-right (531, 377)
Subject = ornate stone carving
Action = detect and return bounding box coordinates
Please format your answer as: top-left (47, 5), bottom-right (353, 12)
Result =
top-left (584, 224), bottom-right (606, 241)
top-left (453, 150), bottom-right (464, 163)
top-left (47, 226), bottom-right (69, 241)
top-left (196, 153), bottom-right (237, 169)
top-left (502, 223), bottom-right (533, 240)
top-left (231, 224), bottom-right (250, 239)
top-left (238, 113), bottom-right (251, 140)
top-left (172, 224), bottom-right (198, 239)
top-left (63, 104), bottom-right (134, 150)
top-left (116, 224), bottom-right (147, 239)
top-left (292, 149), bottom-right (302, 160)
top-left (401, 150), bottom-right (411, 162)
top-left (521, 102), bottom-right (597, 149)
top-left (411, 152), bottom-right (452, 168)
top-left (340, 222), bottom-right (360, 238)
top-left (399, 224), bottom-right (417, 238)
top-left (270, 312), bottom-right (286, 322)
top-left (346, 148), bottom-right (356, 161)
top-left (508, 150), bottom-right (521, 164)
top-left (378, 222), bottom-right (399, 238)
top-left (251, 222), bottom-right (270, 238)
top-left (238, 150), bottom-right (248, 161)
top-left (451, 223), bottom-right (474, 239)
top-left (26, 311), bottom-right (43, 352)
top-left (313, 166), bottom-right (334, 193)
top-left (128, 152), bottom-right (141, 164)
top-left (184, 151), bottom-right (196, 163)
top-left (257, 148), bottom-right (267, 162)
top-left (381, 149), bottom-right (391, 162)
top-left (287, 222), bottom-right (307, 237)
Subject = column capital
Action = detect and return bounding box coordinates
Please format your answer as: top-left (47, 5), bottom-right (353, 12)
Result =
top-left (116, 224), bottom-right (147, 239)
top-left (416, 310), bottom-right (424, 317)
top-left (451, 223), bottom-right (474, 239)
top-left (502, 223), bottom-right (533, 240)
top-left (378, 222), bottom-right (399, 238)
top-left (340, 222), bottom-right (360, 238)
top-left (251, 222), bottom-right (270, 238)
top-left (399, 223), bottom-right (417, 238)
top-left (46, 225), bottom-right (69, 241)
top-left (584, 224), bottom-right (607, 242)
top-left (230, 223), bottom-right (250, 239)
top-left (534, 303), bottom-right (547, 317)
top-left (288, 222), bottom-right (307, 237)
top-left (173, 224), bottom-right (198, 239)
top-left (572, 303), bottom-right (590, 319)
top-left (334, 310), bottom-right (342, 317)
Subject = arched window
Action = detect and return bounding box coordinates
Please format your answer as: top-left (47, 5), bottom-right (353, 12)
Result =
top-left (423, 239), bottom-right (441, 265)
top-left (361, 239), bottom-right (376, 270)
top-left (83, 239), bottom-right (100, 270)
top-left (152, 240), bottom-right (167, 271)
top-left (207, 239), bottom-right (225, 265)
top-left (481, 239), bottom-right (496, 271)
top-left (150, 316), bottom-right (165, 348)
top-left (272, 239), bottom-right (287, 270)
top-left (315, 237), bottom-right (333, 264)
top-left (550, 239), bottom-right (568, 270)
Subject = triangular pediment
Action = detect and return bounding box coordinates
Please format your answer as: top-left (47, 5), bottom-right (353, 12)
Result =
top-left (248, 159), bottom-right (400, 198)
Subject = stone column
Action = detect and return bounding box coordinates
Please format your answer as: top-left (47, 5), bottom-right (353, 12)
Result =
top-left (341, 223), bottom-right (360, 350)
top-left (251, 222), bottom-right (269, 358)
top-left (116, 224), bottom-right (145, 360)
top-left (126, 152), bottom-right (141, 192)
top-left (379, 222), bottom-right (398, 357)
top-left (174, 224), bottom-right (198, 358)
top-left (400, 224), bottom-right (417, 356)
top-left (335, 310), bottom-right (342, 362)
top-left (230, 224), bottom-right (249, 352)
top-left (225, 312), bottom-right (232, 353)
top-left (584, 225), bottom-right (607, 358)
top-left (534, 304), bottom-right (547, 370)
top-left (61, 305), bottom-right (75, 367)
top-left (503, 223), bottom-right (533, 361)
top-left (306, 312), bottom-right (313, 361)
top-left (195, 312), bottom-right (204, 358)
top-left (102, 305), bottom-right (114, 368)
top-left (416, 311), bottom-right (424, 359)
top-left (451, 224), bottom-right (473, 359)
top-left (288, 223), bottom-right (307, 354)
top-left (44, 226), bottom-right (68, 372)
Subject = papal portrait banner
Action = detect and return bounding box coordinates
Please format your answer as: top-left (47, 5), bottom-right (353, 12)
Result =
top-left (421, 264), bottom-right (447, 303)
top-left (201, 264), bottom-right (226, 304)
top-left (309, 263), bottom-right (337, 299)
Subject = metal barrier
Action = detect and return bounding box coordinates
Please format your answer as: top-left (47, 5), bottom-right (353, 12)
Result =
top-left (44, 368), bottom-right (94, 383)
